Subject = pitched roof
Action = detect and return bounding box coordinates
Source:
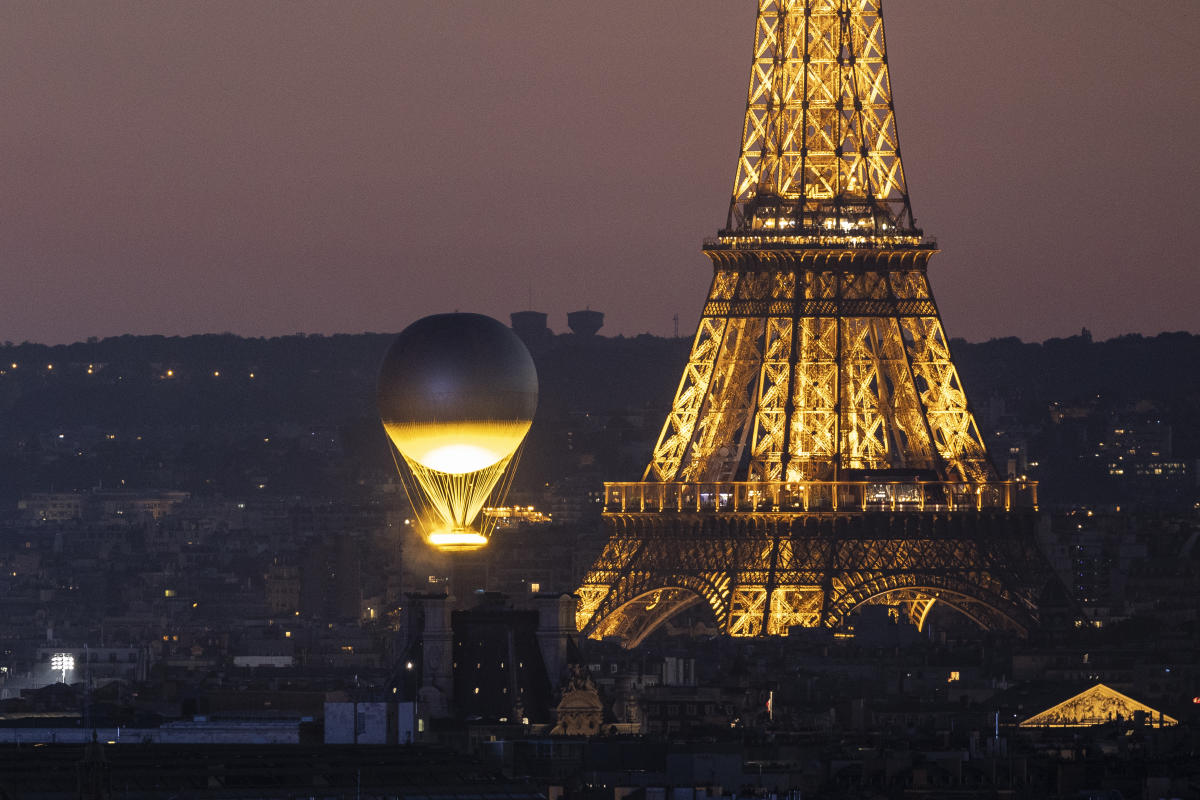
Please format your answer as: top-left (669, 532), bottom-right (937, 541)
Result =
top-left (1019, 683), bottom-right (1177, 728)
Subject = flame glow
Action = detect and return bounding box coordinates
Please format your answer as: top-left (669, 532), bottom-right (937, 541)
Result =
top-left (383, 420), bottom-right (531, 474)
top-left (427, 529), bottom-right (489, 550)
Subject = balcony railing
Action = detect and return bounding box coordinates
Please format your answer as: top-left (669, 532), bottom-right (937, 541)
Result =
top-left (603, 480), bottom-right (1037, 514)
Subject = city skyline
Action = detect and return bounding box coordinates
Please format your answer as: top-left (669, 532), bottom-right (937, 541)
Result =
top-left (2, 1), bottom-right (1198, 345)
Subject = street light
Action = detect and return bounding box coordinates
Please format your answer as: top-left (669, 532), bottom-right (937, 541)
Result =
top-left (50, 653), bottom-right (74, 685)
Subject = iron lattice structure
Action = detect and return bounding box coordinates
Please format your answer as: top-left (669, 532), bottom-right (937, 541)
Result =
top-left (577, 0), bottom-right (1052, 645)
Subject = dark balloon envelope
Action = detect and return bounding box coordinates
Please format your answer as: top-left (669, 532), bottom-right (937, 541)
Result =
top-left (377, 313), bottom-right (538, 473)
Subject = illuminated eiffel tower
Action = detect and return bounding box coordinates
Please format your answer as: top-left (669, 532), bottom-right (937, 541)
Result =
top-left (577, 0), bottom-right (1053, 647)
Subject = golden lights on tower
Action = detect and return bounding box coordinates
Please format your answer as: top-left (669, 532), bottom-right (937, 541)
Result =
top-left (574, 0), bottom-right (1046, 645)
top-left (377, 313), bottom-right (538, 551)
top-left (726, 0), bottom-right (916, 241)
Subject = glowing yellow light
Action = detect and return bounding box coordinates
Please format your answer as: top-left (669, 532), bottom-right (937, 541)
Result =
top-left (427, 529), bottom-right (489, 550)
top-left (212, 370), bottom-right (220, 377)
top-left (429, 443), bottom-right (501, 474)
top-left (384, 420), bottom-right (531, 474)
top-left (397, 454), bottom-right (516, 549)
top-left (383, 419), bottom-right (532, 550)
top-left (165, 370), bottom-right (174, 378)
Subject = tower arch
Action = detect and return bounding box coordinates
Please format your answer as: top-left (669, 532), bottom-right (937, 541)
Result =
top-left (584, 586), bottom-right (722, 649)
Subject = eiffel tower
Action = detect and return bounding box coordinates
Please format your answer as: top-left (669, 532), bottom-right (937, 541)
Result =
top-left (577, 0), bottom-right (1053, 647)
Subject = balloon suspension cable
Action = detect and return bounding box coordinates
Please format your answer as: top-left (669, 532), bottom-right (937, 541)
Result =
top-left (387, 438), bottom-right (439, 535)
top-left (386, 432), bottom-right (524, 547)
top-left (481, 435), bottom-right (528, 538)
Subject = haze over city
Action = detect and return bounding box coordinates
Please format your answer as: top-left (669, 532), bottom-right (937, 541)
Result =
top-left (2, 1), bottom-right (1198, 344)
top-left (0, 3), bottom-right (1198, 796)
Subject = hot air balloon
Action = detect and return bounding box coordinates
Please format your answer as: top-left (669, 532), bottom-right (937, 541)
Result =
top-left (377, 313), bottom-right (538, 550)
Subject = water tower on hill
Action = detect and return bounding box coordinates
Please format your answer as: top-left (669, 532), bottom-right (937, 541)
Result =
top-left (509, 310), bottom-right (551, 351)
top-left (567, 309), bottom-right (604, 337)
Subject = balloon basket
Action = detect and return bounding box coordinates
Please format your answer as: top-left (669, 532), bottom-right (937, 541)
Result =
top-left (427, 527), bottom-right (489, 552)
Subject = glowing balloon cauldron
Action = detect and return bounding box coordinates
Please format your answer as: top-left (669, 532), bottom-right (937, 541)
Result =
top-left (377, 313), bottom-right (538, 550)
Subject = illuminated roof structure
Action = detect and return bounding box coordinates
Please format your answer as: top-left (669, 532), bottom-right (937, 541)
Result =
top-left (1019, 683), bottom-right (1178, 729)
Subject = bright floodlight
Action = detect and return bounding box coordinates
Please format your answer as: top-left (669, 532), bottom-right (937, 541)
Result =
top-left (51, 653), bottom-right (74, 684)
top-left (377, 313), bottom-right (538, 551)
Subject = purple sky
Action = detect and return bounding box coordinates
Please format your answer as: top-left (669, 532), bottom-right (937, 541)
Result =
top-left (2, 1), bottom-right (1197, 345)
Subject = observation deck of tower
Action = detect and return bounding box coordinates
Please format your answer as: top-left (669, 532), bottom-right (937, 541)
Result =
top-left (576, 0), bottom-right (1053, 647)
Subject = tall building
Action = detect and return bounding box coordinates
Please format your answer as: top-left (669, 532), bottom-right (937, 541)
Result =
top-left (577, 0), bottom-right (1053, 645)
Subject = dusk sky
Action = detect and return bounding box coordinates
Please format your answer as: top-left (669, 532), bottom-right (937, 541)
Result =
top-left (2, 1), bottom-right (1197, 345)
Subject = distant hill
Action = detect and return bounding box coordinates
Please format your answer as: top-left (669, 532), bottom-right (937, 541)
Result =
top-left (0, 331), bottom-right (691, 503)
top-left (953, 331), bottom-right (1200, 456)
top-left (0, 329), bottom-right (1196, 506)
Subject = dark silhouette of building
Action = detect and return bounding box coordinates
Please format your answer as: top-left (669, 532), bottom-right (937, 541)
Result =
top-left (509, 311), bottom-right (551, 351)
top-left (566, 310), bottom-right (604, 337)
